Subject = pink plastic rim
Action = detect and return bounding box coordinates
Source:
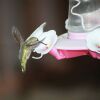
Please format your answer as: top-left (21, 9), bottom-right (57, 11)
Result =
top-left (68, 32), bottom-right (87, 40)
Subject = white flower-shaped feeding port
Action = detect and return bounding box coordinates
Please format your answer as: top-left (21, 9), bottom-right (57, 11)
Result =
top-left (28, 22), bottom-right (57, 59)
top-left (86, 28), bottom-right (100, 53)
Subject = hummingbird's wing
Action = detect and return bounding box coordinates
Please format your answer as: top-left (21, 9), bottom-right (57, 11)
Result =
top-left (12, 26), bottom-right (25, 61)
top-left (12, 26), bottom-right (24, 47)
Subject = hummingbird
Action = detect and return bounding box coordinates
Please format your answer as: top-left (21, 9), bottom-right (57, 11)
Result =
top-left (12, 23), bottom-right (57, 72)
top-left (12, 23), bottom-right (47, 72)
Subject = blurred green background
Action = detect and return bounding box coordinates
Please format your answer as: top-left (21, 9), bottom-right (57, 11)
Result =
top-left (0, 0), bottom-right (100, 100)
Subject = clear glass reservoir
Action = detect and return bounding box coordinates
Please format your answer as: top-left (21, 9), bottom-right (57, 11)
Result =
top-left (67, 0), bottom-right (100, 33)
